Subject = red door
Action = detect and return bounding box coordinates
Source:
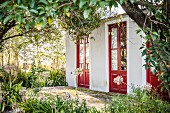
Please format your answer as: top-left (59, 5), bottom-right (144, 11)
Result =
top-left (76, 36), bottom-right (89, 88)
top-left (109, 22), bottom-right (127, 94)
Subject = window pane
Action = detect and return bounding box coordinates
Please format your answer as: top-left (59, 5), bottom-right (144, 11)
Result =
top-left (120, 49), bottom-right (127, 70)
top-left (111, 28), bottom-right (117, 48)
top-left (112, 50), bottom-right (117, 70)
top-left (120, 25), bottom-right (127, 49)
top-left (80, 44), bottom-right (84, 64)
top-left (86, 43), bottom-right (89, 69)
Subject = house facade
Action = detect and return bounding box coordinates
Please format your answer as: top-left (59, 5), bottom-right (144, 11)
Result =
top-left (66, 14), bottom-right (158, 94)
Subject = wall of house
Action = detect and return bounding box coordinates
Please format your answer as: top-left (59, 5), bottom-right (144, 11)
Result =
top-left (89, 23), bottom-right (108, 92)
top-left (66, 34), bottom-right (77, 87)
top-left (141, 35), bottom-right (147, 86)
top-left (127, 20), bottom-right (143, 91)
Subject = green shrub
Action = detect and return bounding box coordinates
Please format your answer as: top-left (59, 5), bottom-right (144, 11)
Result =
top-left (15, 71), bottom-right (31, 87)
top-left (45, 70), bottom-right (67, 86)
top-left (104, 87), bottom-right (170, 113)
top-left (15, 63), bottom-right (44, 94)
top-left (0, 73), bottom-right (22, 112)
top-left (19, 95), bottom-right (99, 113)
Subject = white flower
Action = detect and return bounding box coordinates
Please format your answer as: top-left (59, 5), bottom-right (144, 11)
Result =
top-left (62, 92), bottom-right (72, 101)
top-left (73, 68), bottom-right (83, 76)
top-left (19, 90), bottom-right (26, 96)
top-left (143, 83), bottom-right (152, 92)
top-left (48, 80), bottom-right (53, 86)
top-left (14, 108), bottom-right (23, 113)
top-left (114, 76), bottom-right (123, 85)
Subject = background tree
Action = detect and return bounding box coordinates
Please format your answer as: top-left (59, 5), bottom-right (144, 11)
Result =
top-left (0, 24), bottom-right (65, 71)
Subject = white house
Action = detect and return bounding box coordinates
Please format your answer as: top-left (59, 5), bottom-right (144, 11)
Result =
top-left (65, 13), bottom-right (161, 94)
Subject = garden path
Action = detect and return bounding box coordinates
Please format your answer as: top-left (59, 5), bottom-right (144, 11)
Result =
top-left (39, 86), bottom-right (115, 110)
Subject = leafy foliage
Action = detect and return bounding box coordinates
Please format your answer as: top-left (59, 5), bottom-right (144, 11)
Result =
top-left (19, 86), bottom-right (170, 113)
top-left (0, 0), bottom-right (108, 44)
top-left (19, 95), bottom-right (99, 113)
top-left (0, 67), bottom-right (68, 112)
top-left (104, 87), bottom-right (170, 113)
top-left (137, 1), bottom-right (170, 93)
top-left (0, 70), bottom-right (22, 112)
top-left (45, 70), bottom-right (67, 87)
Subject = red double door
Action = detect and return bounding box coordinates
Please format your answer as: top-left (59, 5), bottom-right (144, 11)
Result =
top-left (109, 22), bottom-right (127, 94)
top-left (76, 36), bottom-right (89, 88)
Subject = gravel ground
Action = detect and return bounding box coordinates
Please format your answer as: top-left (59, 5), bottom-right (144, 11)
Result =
top-left (39, 86), bottom-right (114, 109)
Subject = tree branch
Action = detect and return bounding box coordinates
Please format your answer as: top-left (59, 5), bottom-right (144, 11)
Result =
top-left (120, 1), bottom-right (157, 30)
top-left (0, 29), bottom-right (37, 43)
top-left (134, 0), bottom-right (162, 11)
top-left (0, 21), bottom-right (16, 40)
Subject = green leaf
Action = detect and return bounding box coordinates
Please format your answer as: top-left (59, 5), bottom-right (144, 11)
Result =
top-left (73, 0), bottom-right (77, 3)
top-left (99, 1), bottom-right (108, 7)
top-left (64, 6), bottom-right (69, 14)
top-left (111, 1), bottom-right (118, 7)
top-left (38, 14), bottom-right (45, 22)
top-left (152, 32), bottom-right (158, 36)
top-left (142, 49), bottom-right (146, 56)
top-left (168, 77), bottom-right (170, 82)
top-left (83, 9), bottom-right (91, 19)
top-left (30, 9), bottom-right (38, 14)
top-left (37, 7), bottom-right (44, 10)
top-left (151, 34), bottom-right (157, 41)
top-left (18, 5), bottom-right (28, 11)
top-left (160, 87), bottom-right (164, 92)
top-left (16, 15), bottom-right (21, 23)
top-left (40, 0), bottom-right (48, 5)
top-left (39, 10), bottom-right (45, 15)
top-left (30, 0), bottom-right (35, 8)
top-left (0, 1), bottom-right (11, 8)
top-left (47, 0), bottom-right (52, 3)
top-left (89, 0), bottom-right (97, 6)
top-left (22, 18), bottom-right (26, 23)
top-left (136, 29), bottom-right (141, 34)
top-left (120, 0), bottom-right (125, 4)
top-left (25, 23), bottom-right (29, 31)
top-left (0, 14), bottom-right (4, 20)
top-left (163, 47), bottom-right (170, 55)
top-left (15, 25), bottom-right (20, 30)
top-left (139, 46), bottom-right (144, 50)
top-left (42, 21), bottom-right (46, 28)
top-left (17, 0), bottom-right (21, 4)
top-left (130, 0), bottom-right (136, 3)
top-left (79, 0), bottom-right (86, 8)
top-left (48, 17), bottom-right (53, 25)
top-left (3, 15), bottom-right (14, 24)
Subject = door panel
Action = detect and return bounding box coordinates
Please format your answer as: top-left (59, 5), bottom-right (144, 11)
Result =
top-left (77, 36), bottom-right (89, 88)
top-left (109, 22), bottom-right (127, 94)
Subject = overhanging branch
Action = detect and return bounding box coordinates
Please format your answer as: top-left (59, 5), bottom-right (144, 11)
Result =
top-left (0, 29), bottom-right (37, 44)
top-left (120, 1), bottom-right (157, 30)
